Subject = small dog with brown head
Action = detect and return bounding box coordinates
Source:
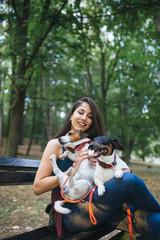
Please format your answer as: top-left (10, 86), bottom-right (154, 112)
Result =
top-left (50, 130), bottom-right (95, 214)
top-left (88, 136), bottom-right (131, 196)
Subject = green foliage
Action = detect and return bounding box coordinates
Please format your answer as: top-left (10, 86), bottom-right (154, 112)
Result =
top-left (0, 0), bottom-right (160, 159)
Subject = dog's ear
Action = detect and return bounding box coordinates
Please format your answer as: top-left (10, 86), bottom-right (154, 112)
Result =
top-left (80, 131), bottom-right (89, 139)
top-left (112, 139), bottom-right (124, 150)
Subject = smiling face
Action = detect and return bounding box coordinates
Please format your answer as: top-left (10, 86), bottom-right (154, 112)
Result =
top-left (70, 102), bottom-right (93, 133)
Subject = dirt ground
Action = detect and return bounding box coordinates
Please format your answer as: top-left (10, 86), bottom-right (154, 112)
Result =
top-left (0, 142), bottom-right (160, 240)
top-left (0, 138), bottom-right (43, 159)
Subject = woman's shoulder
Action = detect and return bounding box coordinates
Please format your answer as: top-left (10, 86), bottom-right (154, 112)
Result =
top-left (45, 138), bottom-right (62, 158)
top-left (48, 138), bottom-right (60, 146)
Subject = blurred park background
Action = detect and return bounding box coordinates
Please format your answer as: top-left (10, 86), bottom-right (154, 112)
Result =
top-left (0, 0), bottom-right (160, 163)
top-left (0, 1), bottom-right (160, 239)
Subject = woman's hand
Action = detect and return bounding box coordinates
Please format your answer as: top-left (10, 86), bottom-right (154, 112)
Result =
top-left (72, 149), bottom-right (97, 174)
top-left (88, 156), bottom-right (97, 166)
top-left (72, 149), bottom-right (89, 174)
top-left (76, 149), bottom-right (89, 163)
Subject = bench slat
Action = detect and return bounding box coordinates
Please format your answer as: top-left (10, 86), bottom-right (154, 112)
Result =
top-left (0, 156), bottom-right (40, 171)
top-left (2, 226), bottom-right (57, 240)
top-left (65, 226), bottom-right (123, 240)
top-left (2, 225), bottom-right (123, 240)
top-left (0, 171), bottom-right (36, 185)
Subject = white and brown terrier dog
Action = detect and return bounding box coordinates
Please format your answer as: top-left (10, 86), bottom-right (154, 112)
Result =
top-left (88, 136), bottom-right (131, 196)
top-left (50, 130), bottom-right (95, 214)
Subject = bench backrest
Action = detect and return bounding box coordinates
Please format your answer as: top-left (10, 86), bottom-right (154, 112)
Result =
top-left (0, 156), bottom-right (40, 185)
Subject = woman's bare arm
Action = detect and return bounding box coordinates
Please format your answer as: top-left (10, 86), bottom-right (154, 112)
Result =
top-left (33, 139), bottom-right (61, 195)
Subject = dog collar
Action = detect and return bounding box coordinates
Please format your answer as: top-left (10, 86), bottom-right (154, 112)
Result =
top-left (97, 153), bottom-right (117, 169)
top-left (75, 141), bottom-right (92, 151)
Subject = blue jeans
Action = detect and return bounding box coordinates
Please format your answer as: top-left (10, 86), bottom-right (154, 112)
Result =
top-left (63, 173), bottom-right (160, 239)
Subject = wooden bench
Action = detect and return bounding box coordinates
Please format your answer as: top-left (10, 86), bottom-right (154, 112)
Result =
top-left (0, 156), bottom-right (124, 240)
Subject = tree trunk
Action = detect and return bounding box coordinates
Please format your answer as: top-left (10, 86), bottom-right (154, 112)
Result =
top-left (26, 79), bottom-right (37, 156)
top-left (120, 103), bottom-right (134, 165)
top-left (0, 66), bottom-right (8, 146)
top-left (5, 90), bottom-right (26, 157)
top-left (122, 133), bottom-right (130, 165)
top-left (87, 66), bottom-right (93, 96)
top-left (153, 14), bottom-right (160, 31)
top-left (46, 77), bottom-right (53, 141)
top-left (5, 0), bottom-right (68, 157)
top-left (26, 111), bottom-right (35, 156)
top-left (0, 78), bottom-right (3, 146)
top-left (0, 104), bottom-right (2, 147)
top-left (47, 103), bottom-right (53, 141)
top-left (100, 51), bottom-right (108, 123)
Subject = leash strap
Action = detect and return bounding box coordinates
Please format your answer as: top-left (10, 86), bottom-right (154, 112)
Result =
top-left (61, 178), bottom-right (98, 225)
top-left (61, 177), bottom-right (93, 203)
top-left (61, 170), bottom-right (133, 240)
top-left (88, 192), bottom-right (133, 240)
top-left (89, 185), bottom-right (98, 225)
top-left (126, 201), bottom-right (133, 240)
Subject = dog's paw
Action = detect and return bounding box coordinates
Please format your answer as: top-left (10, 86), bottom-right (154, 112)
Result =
top-left (59, 151), bottom-right (68, 160)
top-left (121, 202), bottom-right (127, 211)
top-left (50, 154), bottom-right (57, 171)
top-left (59, 154), bottom-right (65, 160)
top-left (67, 167), bottom-right (73, 177)
top-left (98, 185), bottom-right (105, 196)
top-left (50, 154), bottom-right (56, 162)
top-left (115, 170), bottom-right (123, 179)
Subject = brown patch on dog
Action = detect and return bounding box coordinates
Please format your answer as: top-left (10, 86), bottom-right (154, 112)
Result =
top-left (67, 130), bottom-right (87, 142)
top-left (101, 143), bottom-right (112, 156)
top-left (69, 131), bottom-right (82, 142)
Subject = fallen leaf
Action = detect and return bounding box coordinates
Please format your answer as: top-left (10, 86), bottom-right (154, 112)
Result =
top-left (26, 226), bottom-right (33, 231)
top-left (12, 225), bottom-right (20, 230)
top-left (27, 206), bottom-right (32, 210)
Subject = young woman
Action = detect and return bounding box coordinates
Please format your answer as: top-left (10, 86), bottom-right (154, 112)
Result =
top-left (33, 97), bottom-right (160, 240)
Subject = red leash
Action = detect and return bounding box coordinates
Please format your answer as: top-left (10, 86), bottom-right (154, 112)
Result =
top-left (89, 191), bottom-right (133, 239)
top-left (61, 179), bottom-right (133, 240)
top-left (61, 178), bottom-right (98, 224)
top-left (89, 185), bottom-right (98, 225)
top-left (61, 177), bottom-right (93, 203)
top-left (126, 201), bottom-right (133, 240)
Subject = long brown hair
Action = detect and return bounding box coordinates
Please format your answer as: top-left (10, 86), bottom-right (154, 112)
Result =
top-left (55, 97), bottom-right (108, 140)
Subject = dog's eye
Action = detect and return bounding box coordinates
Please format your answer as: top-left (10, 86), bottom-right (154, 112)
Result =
top-left (103, 147), bottom-right (108, 152)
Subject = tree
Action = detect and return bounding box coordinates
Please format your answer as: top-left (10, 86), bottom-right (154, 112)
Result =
top-left (2, 0), bottom-right (68, 156)
top-left (1, 0), bottom-right (160, 161)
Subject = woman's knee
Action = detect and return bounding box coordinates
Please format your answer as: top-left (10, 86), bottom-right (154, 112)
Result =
top-left (103, 172), bottom-right (144, 193)
top-left (121, 172), bottom-right (144, 189)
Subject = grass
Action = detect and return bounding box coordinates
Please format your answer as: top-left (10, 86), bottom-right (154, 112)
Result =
top-left (0, 185), bottom-right (51, 239)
